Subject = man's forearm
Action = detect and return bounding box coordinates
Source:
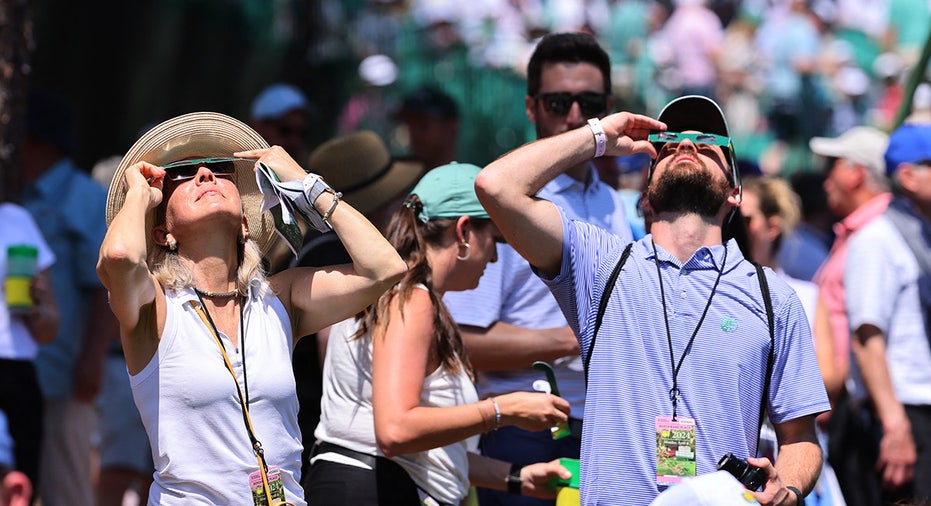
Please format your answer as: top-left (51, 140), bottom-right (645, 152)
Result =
top-left (771, 413), bottom-right (823, 502)
top-left (853, 326), bottom-right (908, 430)
top-left (461, 323), bottom-right (579, 371)
top-left (774, 439), bottom-right (823, 496)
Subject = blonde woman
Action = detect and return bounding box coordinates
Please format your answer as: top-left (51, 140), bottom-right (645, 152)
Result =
top-left (97, 112), bottom-right (406, 505)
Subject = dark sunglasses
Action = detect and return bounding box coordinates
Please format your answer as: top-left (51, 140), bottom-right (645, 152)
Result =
top-left (534, 92), bottom-right (608, 117)
top-left (162, 157), bottom-right (251, 181)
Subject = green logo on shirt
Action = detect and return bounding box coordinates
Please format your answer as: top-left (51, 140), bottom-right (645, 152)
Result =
top-left (721, 316), bottom-right (738, 333)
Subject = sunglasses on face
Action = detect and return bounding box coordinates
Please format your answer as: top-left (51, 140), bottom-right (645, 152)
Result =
top-left (648, 131), bottom-right (731, 147)
top-left (648, 131), bottom-right (741, 187)
top-left (161, 157), bottom-right (250, 181)
top-left (534, 92), bottom-right (608, 117)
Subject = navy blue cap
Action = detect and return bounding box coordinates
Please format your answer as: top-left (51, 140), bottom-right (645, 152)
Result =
top-left (885, 123), bottom-right (931, 175)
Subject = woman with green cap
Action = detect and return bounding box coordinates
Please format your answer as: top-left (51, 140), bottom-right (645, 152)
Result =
top-left (305, 163), bottom-right (572, 505)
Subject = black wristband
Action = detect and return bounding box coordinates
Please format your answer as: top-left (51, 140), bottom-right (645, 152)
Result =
top-left (786, 485), bottom-right (804, 505)
top-left (507, 463), bottom-right (523, 495)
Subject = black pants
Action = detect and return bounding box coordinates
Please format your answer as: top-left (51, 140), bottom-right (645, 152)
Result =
top-left (304, 445), bottom-right (443, 506)
top-left (907, 404), bottom-right (931, 501)
top-left (829, 397), bottom-right (931, 505)
top-left (0, 358), bottom-right (43, 487)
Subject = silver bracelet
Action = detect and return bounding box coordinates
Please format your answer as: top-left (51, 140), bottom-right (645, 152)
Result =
top-left (491, 397), bottom-right (501, 429)
top-left (587, 117), bottom-right (607, 158)
top-left (321, 191), bottom-right (343, 225)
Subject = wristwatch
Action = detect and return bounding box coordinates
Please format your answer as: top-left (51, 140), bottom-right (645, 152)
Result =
top-left (507, 463), bottom-right (523, 495)
top-left (786, 485), bottom-right (804, 505)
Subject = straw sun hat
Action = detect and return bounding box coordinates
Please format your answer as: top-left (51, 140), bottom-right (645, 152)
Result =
top-left (104, 112), bottom-right (277, 256)
top-left (307, 130), bottom-right (424, 216)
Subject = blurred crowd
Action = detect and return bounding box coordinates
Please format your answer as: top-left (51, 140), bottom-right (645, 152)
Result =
top-left (2, 1), bottom-right (931, 504)
top-left (323, 0), bottom-right (928, 172)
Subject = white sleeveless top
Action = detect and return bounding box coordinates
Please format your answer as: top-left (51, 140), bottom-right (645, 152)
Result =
top-left (130, 287), bottom-right (306, 505)
top-left (315, 286), bottom-right (479, 504)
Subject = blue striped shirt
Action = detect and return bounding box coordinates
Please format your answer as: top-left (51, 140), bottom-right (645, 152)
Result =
top-left (444, 168), bottom-right (631, 417)
top-left (540, 212), bottom-right (830, 505)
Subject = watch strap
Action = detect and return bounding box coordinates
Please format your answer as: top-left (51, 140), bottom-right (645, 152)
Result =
top-left (786, 485), bottom-right (804, 505)
top-left (507, 463), bottom-right (523, 495)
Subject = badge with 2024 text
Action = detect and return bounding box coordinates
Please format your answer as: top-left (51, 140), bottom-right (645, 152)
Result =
top-left (655, 416), bottom-right (697, 486)
top-left (250, 465), bottom-right (286, 506)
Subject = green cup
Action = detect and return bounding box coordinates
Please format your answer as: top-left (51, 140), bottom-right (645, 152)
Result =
top-left (5, 245), bottom-right (39, 312)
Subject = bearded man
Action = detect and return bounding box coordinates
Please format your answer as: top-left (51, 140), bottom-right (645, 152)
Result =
top-left (472, 95), bottom-right (830, 506)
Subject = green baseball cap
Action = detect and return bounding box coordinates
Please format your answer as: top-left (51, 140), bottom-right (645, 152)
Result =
top-left (410, 162), bottom-right (490, 221)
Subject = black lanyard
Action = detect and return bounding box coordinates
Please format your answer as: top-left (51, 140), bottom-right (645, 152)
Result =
top-left (651, 241), bottom-right (727, 420)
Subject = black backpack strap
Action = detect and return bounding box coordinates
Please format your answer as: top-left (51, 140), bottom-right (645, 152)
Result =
top-left (754, 262), bottom-right (776, 448)
top-left (584, 242), bottom-right (633, 387)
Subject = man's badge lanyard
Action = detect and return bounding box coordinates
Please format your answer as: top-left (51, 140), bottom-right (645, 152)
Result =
top-left (190, 293), bottom-right (294, 506)
top-left (651, 241), bottom-right (726, 486)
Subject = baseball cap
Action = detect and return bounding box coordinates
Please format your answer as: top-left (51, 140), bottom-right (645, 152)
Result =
top-left (809, 126), bottom-right (889, 178)
top-left (654, 95), bottom-right (738, 185)
top-left (657, 95), bottom-right (730, 139)
top-left (395, 86), bottom-right (459, 120)
top-left (410, 162), bottom-right (489, 221)
top-left (649, 471), bottom-right (760, 505)
top-left (250, 83), bottom-right (309, 121)
top-left (884, 123), bottom-right (931, 175)
top-left (359, 54), bottom-right (398, 87)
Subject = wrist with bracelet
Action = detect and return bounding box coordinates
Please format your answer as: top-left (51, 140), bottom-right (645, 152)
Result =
top-left (489, 397), bottom-right (501, 430)
top-left (300, 173), bottom-right (342, 231)
top-left (587, 118), bottom-right (607, 158)
top-left (507, 463), bottom-right (523, 495)
top-left (786, 485), bottom-right (804, 505)
top-left (476, 401), bottom-right (492, 433)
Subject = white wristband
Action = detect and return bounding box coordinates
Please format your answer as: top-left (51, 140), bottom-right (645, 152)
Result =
top-left (587, 118), bottom-right (607, 158)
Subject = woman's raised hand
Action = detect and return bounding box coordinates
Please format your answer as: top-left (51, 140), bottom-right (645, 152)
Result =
top-left (235, 145), bottom-right (307, 182)
top-left (126, 161), bottom-right (167, 210)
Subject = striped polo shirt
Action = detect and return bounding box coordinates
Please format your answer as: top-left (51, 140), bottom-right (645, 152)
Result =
top-left (540, 211), bottom-right (830, 505)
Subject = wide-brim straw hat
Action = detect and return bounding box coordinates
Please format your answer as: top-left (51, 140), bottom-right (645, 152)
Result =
top-left (307, 131), bottom-right (424, 216)
top-left (104, 112), bottom-right (276, 256)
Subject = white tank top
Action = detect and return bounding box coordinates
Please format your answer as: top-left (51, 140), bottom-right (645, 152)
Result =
top-left (130, 287), bottom-right (306, 505)
top-left (315, 287), bottom-right (479, 504)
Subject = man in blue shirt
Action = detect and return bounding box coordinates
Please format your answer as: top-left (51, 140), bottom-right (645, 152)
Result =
top-left (444, 32), bottom-right (632, 506)
top-left (21, 88), bottom-right (113, 506)
top-left (473, 95), bottom-right (829, 505)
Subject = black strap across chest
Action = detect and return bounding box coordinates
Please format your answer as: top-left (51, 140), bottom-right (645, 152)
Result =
top-left (584, 243), bottom-right (775, 439)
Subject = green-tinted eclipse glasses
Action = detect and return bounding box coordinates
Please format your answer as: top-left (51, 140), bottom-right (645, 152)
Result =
top-left (647, 131), bottom-right (740, 189)
top-left (162, 157), bottom-right (253, 181)
top-left (648, 131), bottom-right (731, 147)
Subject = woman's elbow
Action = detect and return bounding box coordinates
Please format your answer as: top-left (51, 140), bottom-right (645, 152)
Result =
top-left (380, 256), bottom-right (407, 287)
top-left (99, 243), bottom-right (144, 271)
top-left (97, 247), bottom-right (147, 290)
top-left (375, 424), bottom-right (411, 458)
